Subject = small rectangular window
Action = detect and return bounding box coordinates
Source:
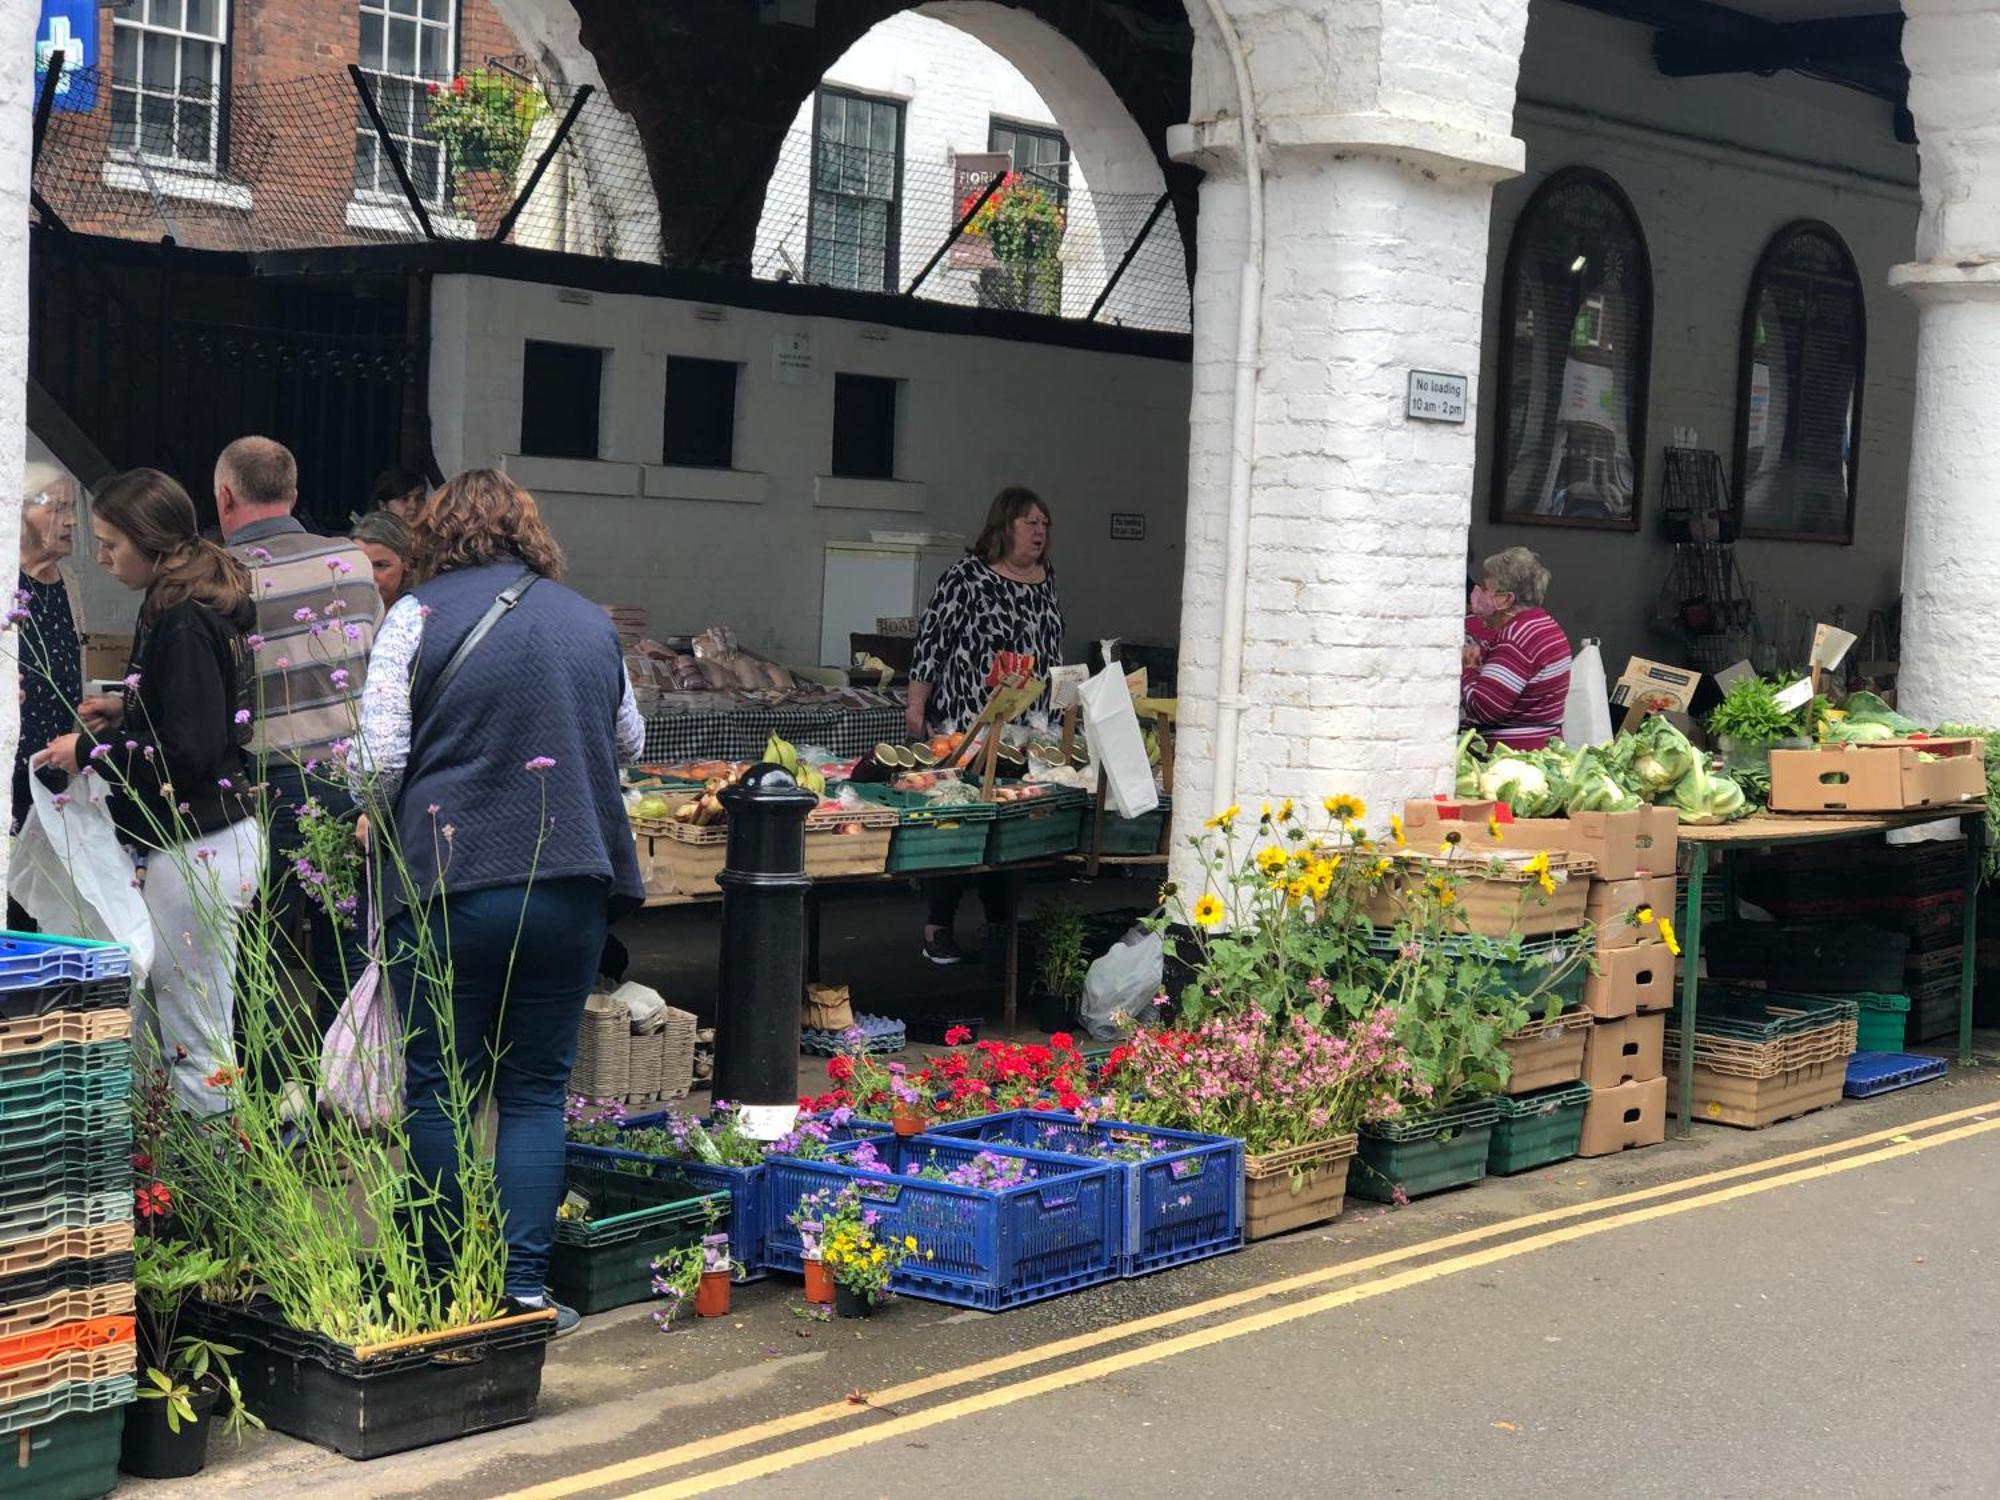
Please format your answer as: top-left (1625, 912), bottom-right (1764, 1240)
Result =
top-left (520, 340), bottom-right (602, 460)
top-left (663, 356), bottom-right (739, 469)
top-left (831, 373), bottom-right (898, 480)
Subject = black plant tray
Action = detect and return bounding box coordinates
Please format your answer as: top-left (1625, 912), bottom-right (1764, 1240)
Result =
top-left (183, 1296), bottom-right (554, 1460)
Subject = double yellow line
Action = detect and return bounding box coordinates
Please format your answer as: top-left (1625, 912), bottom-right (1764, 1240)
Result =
top-left (500, 1099), bottom-right (2000, 1500)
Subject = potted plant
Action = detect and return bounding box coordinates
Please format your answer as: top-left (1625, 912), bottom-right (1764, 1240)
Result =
top-left (422, 67), bottom-right (548, 231)
top-left (121, 1237), bottom-right (259, 1480)
top-left (965, 172), bottom-right (1066, 314)
top-left (1707, 673), bottom-right (1821, 785)
top-left (694, 1233), bottom-right (736, 1317)
top-left (817, 1188), bottom-right (918, 1318)
top-left (789, 1191), bottom-right (838, 1305)
top-left (1031, 899), bottom-right (1088, 1033)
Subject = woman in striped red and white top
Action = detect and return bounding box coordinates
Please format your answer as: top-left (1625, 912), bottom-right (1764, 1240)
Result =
top-left (1461, 547), bottom-right (1570, 750)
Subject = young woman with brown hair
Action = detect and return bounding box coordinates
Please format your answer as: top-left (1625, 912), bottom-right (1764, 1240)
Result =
top-left (39, 467), bottom-right (262, 1114)
top-left (350, 468), bottom-right (642, 1330)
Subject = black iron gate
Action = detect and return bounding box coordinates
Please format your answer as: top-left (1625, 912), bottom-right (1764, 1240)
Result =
top-left (29, 228), bottom-right (428, 532)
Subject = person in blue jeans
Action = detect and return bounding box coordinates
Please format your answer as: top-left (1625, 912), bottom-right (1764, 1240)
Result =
top-left (352, 469), bottom-right (644, 1331)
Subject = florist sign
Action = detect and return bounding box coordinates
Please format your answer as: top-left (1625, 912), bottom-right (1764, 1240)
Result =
top-left (949, 152), bottom-right (1008, 270)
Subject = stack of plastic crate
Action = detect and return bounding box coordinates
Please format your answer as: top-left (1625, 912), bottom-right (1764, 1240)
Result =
top-left (0, 935), bottom-right (137, 1500)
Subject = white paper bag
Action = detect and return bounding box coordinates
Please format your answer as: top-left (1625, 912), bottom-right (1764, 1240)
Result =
top-left (11, 772), bottom-right (154, 983)
top-left (1078, 664), bottom-right (1160, 819)
top-left (1562, 638), bottom-right (1614, 748)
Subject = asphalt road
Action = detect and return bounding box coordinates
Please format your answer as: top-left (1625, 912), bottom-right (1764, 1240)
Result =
top-left (157, 1067), bottom-right (2000, 1500)
top-left (734, 1112), bottom-right (2000, 1499)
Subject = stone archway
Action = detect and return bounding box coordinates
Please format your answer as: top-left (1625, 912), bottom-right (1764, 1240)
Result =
top-left (560, 0), bottom-right (1197, 272)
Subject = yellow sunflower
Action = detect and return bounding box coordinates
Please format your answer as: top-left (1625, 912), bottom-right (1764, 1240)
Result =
top-left (1658, 916), bottom-right (1682, 957)
top-left (1522, 851), bottom-right (1555, 897)
top-left (1389, 814), bottom-right (1407, 848)
top-left (1487, 815), bottom-right (1503, 842)
top-left (1192, 893), bottom-right (1226, 928)
top-left (1285, 877), bottom-right (1309, 906)
top-left (1632, 903), bottom-right (1655, 927)
top-left (1205, 804), bottom-right (1241, 830)
top-left (1324, 793), bottom-right (1366, 824)
top-left (1256, 845), bottom-right (1289, 876)
top-left (1276, 799), bottom-right (1295, 823)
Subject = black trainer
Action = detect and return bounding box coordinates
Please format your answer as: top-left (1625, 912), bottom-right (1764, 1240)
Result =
top-left (922, 930), bottom-right (965, 966)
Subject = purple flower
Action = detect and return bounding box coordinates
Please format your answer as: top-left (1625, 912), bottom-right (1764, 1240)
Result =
top-left (418, 605), bottom-right (433, 618)
top-left (274, 656), bottom-right (290, 670)
top-left (122, 673), bottom-right (141, 690)
top-left (292, 606), bottom-right (316, 624)
top-left (342, 624), bottom-right (362, 642)
top-left (123, 740), bottom-right (137, 751)
top-left (330, 668), bottom-right (349, 689)
top-left (87, 744), bottom-right (110, 761)
top-left (195, 846), bottom-right (216, 862)
top-left (427, 803), bottom-right (440, 815)
top-left (217, 778), bottom-right (234, 791)
top-left (524, 756), bottom-right (556, 774)
top-left (141, 746), bottom-right (155, 762)
top-left (51, 793), bottom-right (69, 810)
top-left (325, 598), bottom-right (349, 616)
top-left (233, 709), bottom-right (252, 725)
top-left (246, 633), bottom-right (264, 649)
top-left (250, 547), bottom-right (273, 562)
top-left (176, 802), bottom-right (191, 815)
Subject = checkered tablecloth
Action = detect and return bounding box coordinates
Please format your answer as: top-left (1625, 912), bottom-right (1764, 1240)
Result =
top-left (643, 701), bottom-right (907, 765)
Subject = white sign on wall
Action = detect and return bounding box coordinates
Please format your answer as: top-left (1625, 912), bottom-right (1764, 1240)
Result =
top-left (773, 334), bottom-right (817, 385)
top-left (1406, 370), bottom-right (1468, 424)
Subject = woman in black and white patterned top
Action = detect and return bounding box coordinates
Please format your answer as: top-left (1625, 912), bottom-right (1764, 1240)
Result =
top-left (908, 487), bottom-right (1064, 965)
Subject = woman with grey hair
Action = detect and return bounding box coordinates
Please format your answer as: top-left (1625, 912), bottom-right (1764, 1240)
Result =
top-left (1461, 546), bottom-right (1570, 750)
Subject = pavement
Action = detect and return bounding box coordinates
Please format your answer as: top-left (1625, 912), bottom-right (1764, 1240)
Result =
top-left (126, 1043), bottom-right (2000, 1500)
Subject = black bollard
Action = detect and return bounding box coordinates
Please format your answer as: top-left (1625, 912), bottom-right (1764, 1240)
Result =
top-left (712, 762), bottom-right (819, 1131)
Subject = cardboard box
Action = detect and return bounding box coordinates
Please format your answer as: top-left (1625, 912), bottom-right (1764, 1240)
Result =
top-left (82, 633), bottom-right (133, 682)
top-left (1582, 1013), bottom-right (1665, 1088)
top-left (1610, 657), bottom-right (1702, 732)
top-left (1586, 875), bottom-right (1678, 950)
top-left (1500, 1011), bottom-right (1592, 1095)
top-left (1405, 799), bottom-right (1639, 881)
top-left (1582, 940), bottom-right (1673, 1020)
top-left (1576, 1076), bottom-right (1667, 1157)
top-left (1634, 806), bottom-right (1679, 876)
top-left (1666, 1060), bottom-right (1846, 1129)
top-left (1768, 738), bottom-right (1986, 814)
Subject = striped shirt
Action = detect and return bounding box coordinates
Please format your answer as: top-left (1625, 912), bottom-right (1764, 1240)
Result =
top-left (1462, 607), bottom-right (1570, 750)
top-left (229, 517), bottom-right (383, 765)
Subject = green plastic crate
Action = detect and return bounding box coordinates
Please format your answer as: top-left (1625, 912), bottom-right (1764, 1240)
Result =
top-left (853, 785), bottom-right (999, 875)
top-left (1852, 992), bottom-right (1911, 1054)
top-left (986, 790), bottom-right (1086, 865)
top-left (0, 1407), bottom-right (124, 1500)
top-left (1486, 1082), bottom-right (1590, 1176)
top-left (1351, 1098), bottom-right (1499, 1202)
top-left (1093, 794), bottom-right (1171, 857)
top-left (547, 1163), bottom-right (729, 1314)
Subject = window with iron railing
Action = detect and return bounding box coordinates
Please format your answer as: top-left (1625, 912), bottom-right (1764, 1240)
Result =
top-left (353, 0), bottom-right (456, 207)
top-left (808, 88), bottom-right (904, 293)
top-left (110, 0), bottom-right (229, 170)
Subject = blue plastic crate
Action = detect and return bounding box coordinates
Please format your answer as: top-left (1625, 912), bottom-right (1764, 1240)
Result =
top-left (1842, 1051), bottom-right (1949, 1099)
top-left (0, 933), bottom-right (130, 988)
top-left (928, 1110), bottom-right (1244, 1277)
top-left (568, 1114), bottom-right (891, 1283)
top-left (761, 1135), bottom-right (1121, 1311)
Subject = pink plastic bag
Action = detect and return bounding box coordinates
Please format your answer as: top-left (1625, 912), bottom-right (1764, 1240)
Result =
top-left (319, 917), bottom-right (401, 1127)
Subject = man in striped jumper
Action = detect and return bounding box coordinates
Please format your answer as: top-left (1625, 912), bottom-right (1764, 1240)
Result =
top-left (1461, 546), bottom-right (1571, 751)
top-left (217, 436), bottom-right (386, 1032)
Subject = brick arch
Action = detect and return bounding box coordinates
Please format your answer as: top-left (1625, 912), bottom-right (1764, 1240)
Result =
top-left (564, 0), bottom-right (1196, 273)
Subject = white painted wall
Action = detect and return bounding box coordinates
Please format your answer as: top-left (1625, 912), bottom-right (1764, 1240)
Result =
top-left (1470, 2), bottom-right (1921, 676)
top-left (428, 273), bottom-right (1190, 666)
top-left (0, 0), bottom-right (36, 902)
top-left (750, 6), bottom-right (1177, 327)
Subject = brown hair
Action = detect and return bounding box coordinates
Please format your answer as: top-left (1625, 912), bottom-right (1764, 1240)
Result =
top-left (350, 508), bottom-right (412, 557)
top-left (93, 468), bottom-right (252, 621)
top-left (409, 468), bottom-right (565, 583)
top-left (972, 486), bottom-right (1052, 565)
top-left (217, 435), bottom-right (298, 508)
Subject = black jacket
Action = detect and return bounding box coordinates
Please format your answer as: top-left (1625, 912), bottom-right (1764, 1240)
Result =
top-left (97, 596), bottom-right (256, 848)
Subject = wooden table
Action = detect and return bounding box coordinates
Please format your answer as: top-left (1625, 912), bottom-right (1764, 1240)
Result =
top-left (1674, 806), bottom-right (1986, 1137)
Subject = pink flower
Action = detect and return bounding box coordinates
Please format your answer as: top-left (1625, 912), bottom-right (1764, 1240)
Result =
top-left (246, 633), bottom-right (264, 649)
top-left (234, 709), bottom-right (251, 725)
top-left (525, 756), bottom-right (556, 774)
top-left (343, 624), bottom-right (363, 642)
top-left (293, 606), bottom-right (317, 623)
top-left (250, 547), bottom-right (273, 562)
top-left (122, 673), bottom-right (141, 690)
top-left (275, 656), bottom-right (290, 669)
top-left (330, 668), bottom-right (350, 689)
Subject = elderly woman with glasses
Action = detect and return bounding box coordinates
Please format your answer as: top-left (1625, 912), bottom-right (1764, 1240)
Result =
top-left (1461, 546), bottom-right (1571, 751)
top-left (12, 464), bottom-right (86, 902)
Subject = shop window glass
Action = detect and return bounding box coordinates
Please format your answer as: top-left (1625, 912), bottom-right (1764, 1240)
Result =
top-left (831, 374), bottom-right (898, 480)
top-left (1735, 222), bottom-right (1865, 541)
top-left (1491, 168), bottom-right (1653, 531)
top-left (520, 340), bottom-right (602, 460)
top-left (663, 357), bottom-right (739, 470)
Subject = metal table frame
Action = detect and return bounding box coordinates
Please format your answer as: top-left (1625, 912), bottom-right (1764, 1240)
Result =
top-left (1674, 808), bottom-right (1985, 1138)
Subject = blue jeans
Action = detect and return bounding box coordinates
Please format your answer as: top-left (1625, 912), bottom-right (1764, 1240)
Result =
top-left (264, 762), bottom-right (371, 1036)
top-left (389, 876), bottom-right (608, 1299)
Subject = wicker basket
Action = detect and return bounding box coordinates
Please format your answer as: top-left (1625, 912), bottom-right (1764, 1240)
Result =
top-left (568, 996), bottom-right (629, 1102)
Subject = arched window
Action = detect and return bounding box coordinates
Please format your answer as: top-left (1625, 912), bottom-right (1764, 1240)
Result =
top-left (1491, 168), bottom-right (1653, 531)
top-left (1734, 222), bottom-right (1865, 542)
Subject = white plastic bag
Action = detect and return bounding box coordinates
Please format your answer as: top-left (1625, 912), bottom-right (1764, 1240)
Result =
top-left (10, 773), bottom-right (154, 984)
top-left (1562, 638), bottom-right (1613, 747)
top-left (1078, 664), bottom-right (1160, 820)
top-left (320, 953), bottom-right (401, 1128)
top-left (1078, 926), bottom-right (1163, 1041)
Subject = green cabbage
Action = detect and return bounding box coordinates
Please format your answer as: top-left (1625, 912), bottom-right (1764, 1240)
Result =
top-left (1563, 745), bottom-right (1643, 813)
top-left (1671, 762), bottom-right (1750, 824)
top-left (1478, 757), bottom-right (1552, 815)
top-left (1838, 691), bottom-right (1921, 738)
top-left (1609, 717), bottom-right (1696, 797)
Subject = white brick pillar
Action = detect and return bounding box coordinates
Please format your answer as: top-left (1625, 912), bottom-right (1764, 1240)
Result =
top-left (1892, 0), bottom-right (2000, 725)
top-left (1167, 0), bottom-right (1529, 890)
top-left (0, 0), bottom-right (37, 906)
